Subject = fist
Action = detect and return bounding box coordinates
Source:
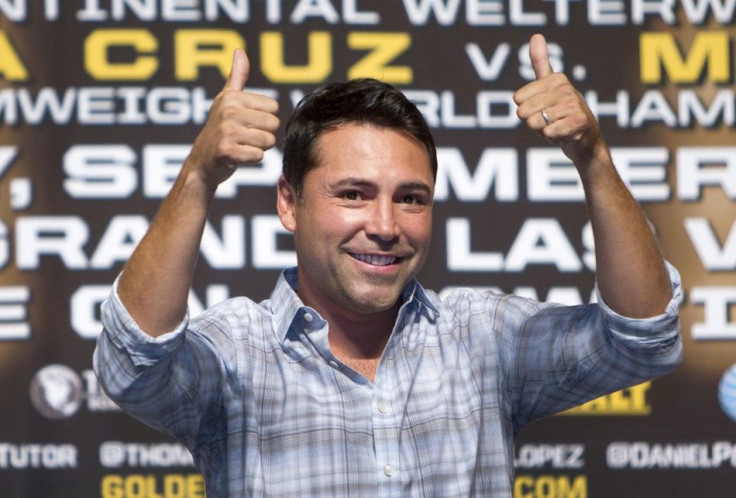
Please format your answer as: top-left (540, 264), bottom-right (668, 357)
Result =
top-left (187, 49), bottom-right (281, 188)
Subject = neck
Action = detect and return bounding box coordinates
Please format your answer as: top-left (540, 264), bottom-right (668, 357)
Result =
top-left (326, 302), bottom-right (399, 361)
top-left (323, 306), bottom-right (399, 383)
top-left (296, 286), bottom-right (400, 360)
top-left (299, 295), bottom-right (403, 383)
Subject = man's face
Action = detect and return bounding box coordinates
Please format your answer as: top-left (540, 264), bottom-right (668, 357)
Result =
top-left (278, 123), bottom-right (434, 318)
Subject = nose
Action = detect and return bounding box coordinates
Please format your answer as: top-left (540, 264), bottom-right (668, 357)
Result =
top-left (365, 198), bottom-right (400, 242)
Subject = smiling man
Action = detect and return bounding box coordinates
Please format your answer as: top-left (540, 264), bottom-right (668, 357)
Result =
top-left (278, 117), bottom-right (435, 377)
top-left (94, 35), bottom-right (682, 497)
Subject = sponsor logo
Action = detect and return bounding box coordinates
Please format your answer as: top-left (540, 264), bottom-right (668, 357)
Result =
top-left (29, 364), bottom-right (119, 419)
top-left (101, 474), bottom-right (205, 498)
top-left (719, 364), bottom-right (736, 421)
top-left (29, 364), bottom-right (84, 419)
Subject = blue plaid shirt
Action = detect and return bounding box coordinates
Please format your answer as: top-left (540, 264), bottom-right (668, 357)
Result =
top-left (94, 264), bottom-right (682, 497)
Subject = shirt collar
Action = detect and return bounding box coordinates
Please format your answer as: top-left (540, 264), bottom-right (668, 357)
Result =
top-left (400, 279), bottom-right (439, 321)
top-left (270, 268), bottom-right (306, 344)
top-left (270, 267), bottom-right (439, 344)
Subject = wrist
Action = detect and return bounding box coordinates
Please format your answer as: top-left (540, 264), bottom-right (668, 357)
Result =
top-left (575, 140), bottom-right (615, 182)
top-left (176, 159), bottom-right (219, 202)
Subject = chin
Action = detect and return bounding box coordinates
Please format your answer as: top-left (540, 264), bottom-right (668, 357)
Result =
top-left (348, 295), bottom-right (400, 315)
top-left (337, 279), bottom-right (407, 315)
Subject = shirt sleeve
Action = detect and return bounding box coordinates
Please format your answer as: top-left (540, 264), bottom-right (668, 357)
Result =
top-left (506, 261), bottom-right (683, 431)
top-left (595, 260), bottom-right (683, 349)
top-left (93, 274), bottom-right (226, 448)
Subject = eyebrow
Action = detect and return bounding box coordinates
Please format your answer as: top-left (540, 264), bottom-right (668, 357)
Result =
top-left (331, 178), bottom-right (374, 190)
top-left (400, 182), bottom-right (434, 195)
top-left (331, 177), bottom-right (433, 195)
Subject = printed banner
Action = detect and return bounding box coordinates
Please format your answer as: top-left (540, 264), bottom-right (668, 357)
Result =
top-left (1, 2), bottom-right (734, 496)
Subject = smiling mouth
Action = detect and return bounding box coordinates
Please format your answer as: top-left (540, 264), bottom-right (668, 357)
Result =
top-left (350, 253), bottom-right (400, 266)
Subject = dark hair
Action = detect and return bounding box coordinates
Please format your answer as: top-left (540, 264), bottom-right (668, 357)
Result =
top-left (283, 78), bottom-right (437, 196)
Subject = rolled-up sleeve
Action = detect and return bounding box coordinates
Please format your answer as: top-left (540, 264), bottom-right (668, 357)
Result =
top-left (94, 274), bottom-right (187, 385)
top-left (93, 275), bottom-right (222, 443)
top-left (596, 260), bottom-right (683, 352)
top-left (508, 261), bottom-right (683, 429)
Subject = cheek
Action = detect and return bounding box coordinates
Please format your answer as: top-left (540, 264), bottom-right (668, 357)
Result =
top-left (402, 213), bottom-right (433, 246)
top-left (330, 210), bottom-right (370, 232)
top-left (300, 209), bottom-right (364, 240)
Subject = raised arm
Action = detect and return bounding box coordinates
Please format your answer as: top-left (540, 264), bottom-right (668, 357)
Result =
top-left (513, 34), bottom-right (671, 318)
top-left (118, 49), bottom-right (280, 337)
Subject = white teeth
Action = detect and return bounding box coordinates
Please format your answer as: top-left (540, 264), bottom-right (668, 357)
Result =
top-left (352, 254), bottom-right (397, 266)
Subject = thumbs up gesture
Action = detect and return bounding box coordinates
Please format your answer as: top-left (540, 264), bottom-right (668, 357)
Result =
top-left (513, 34), bottom-right (606, 169)
top-left (186, 49), bottom-right (281, 188)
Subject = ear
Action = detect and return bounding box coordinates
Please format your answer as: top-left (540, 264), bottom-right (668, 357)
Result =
top-left (277, 175), bottom-right (298, 233)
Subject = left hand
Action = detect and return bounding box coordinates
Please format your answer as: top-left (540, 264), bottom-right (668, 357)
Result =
top-left (513, 34), bottom-right (605, 168)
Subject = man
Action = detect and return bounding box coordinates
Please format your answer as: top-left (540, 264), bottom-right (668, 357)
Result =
top-left (94, 35), bottom-right (682, 496)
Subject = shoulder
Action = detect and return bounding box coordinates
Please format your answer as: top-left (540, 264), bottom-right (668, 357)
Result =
top-left (189, 296), bottom-right (275, 343)
top-left (432, 285), bottom-right (548, 318)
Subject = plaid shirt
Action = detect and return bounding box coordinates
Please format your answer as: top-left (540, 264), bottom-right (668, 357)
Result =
top-left (94, 264), bottom-right (682, 497)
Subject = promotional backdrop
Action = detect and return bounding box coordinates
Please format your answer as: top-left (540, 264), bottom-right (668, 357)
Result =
top-left (1, 1), bottom-right (735, 496)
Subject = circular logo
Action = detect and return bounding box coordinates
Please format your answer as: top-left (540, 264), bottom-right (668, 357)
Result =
top-left (29, 364), bottom-right (84, 419)
top-left (718, 364), bottom-right (736, 422)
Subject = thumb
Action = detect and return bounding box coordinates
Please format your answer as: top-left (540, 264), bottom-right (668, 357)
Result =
top-left (223, 48), bottom-right (250, 91)
top-left (529, 34), bottom-right (553, 80)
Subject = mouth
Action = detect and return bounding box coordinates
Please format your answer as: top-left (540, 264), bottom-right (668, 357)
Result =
top-left (349, 253), bottom-right (401, 266)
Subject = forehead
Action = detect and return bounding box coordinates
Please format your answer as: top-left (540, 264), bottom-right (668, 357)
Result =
top-left (310, 123), bottom-right (434, 180)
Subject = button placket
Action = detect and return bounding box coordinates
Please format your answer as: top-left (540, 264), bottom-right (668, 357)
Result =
top-left (372, 371), bottom-right (400, 487)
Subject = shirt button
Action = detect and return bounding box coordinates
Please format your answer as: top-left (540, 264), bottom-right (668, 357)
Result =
top-left (304, 313), bottom-right (314, 322)
top-left (384, 465), bottom-right (393, 477)
top-left (377, 401), bottom-right (388, 414)
top-left (329, 360), bottom-right (339, 369)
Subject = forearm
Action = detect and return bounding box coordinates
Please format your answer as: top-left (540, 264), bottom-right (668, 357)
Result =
top-left (513, 36), bottom-right (672, 318)
top-left (581, 144), bottom-right (672, 318)
top-left (115, 49), bottom-right (278, 337)
top-left (118, 166), bottom-right (214, 337)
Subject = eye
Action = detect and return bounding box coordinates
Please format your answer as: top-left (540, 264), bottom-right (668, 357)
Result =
top-left (400, 194), bottom-right (425, 205)
top-left (341, 190), bottom-right (361, 201)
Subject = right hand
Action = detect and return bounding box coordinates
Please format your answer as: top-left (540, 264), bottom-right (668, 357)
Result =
top-left (186, 49), bottom-right (280, 189)
top-left (513, 34), bottom-right (606, 170)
